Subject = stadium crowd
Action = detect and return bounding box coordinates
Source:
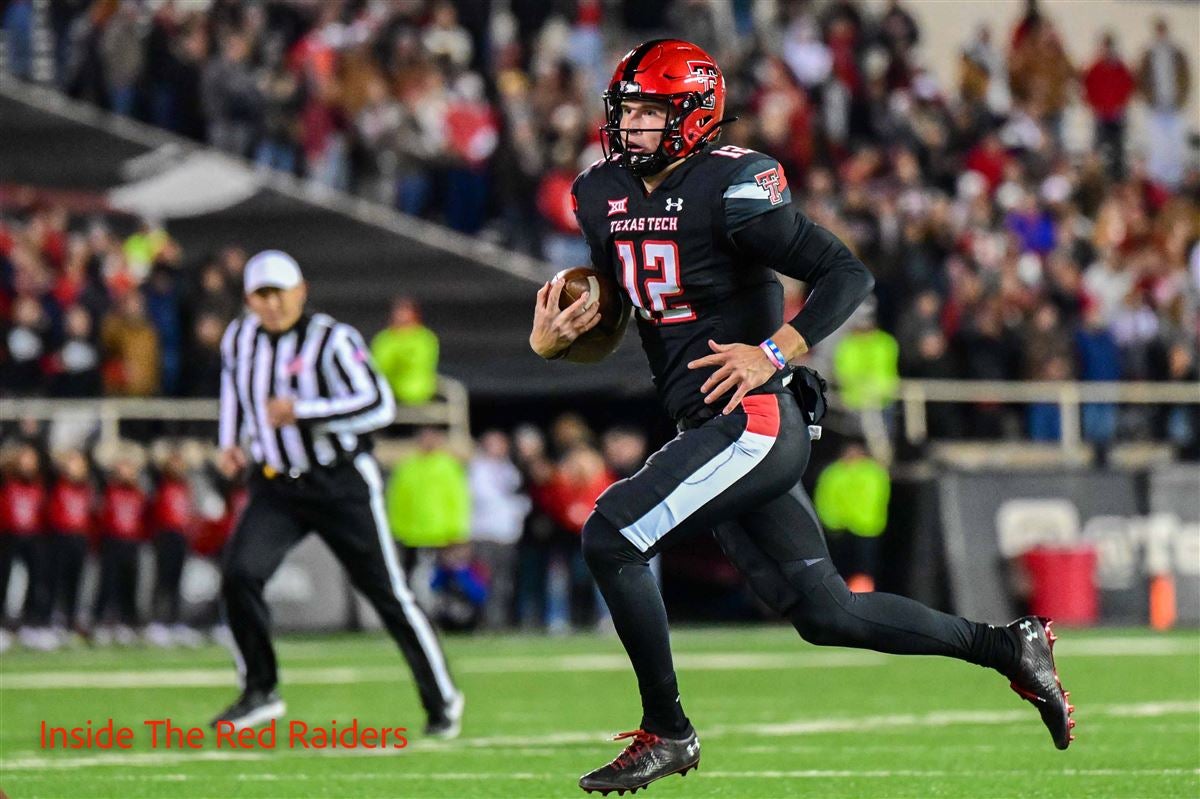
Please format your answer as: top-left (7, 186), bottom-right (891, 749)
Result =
top-left (3, 0), bottom-right (1198, 434)
top-left (0, 408), bottom-right (693, 649)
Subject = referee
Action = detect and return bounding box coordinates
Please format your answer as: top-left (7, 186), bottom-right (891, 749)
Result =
top-left (212, 250), bottom-right (463, 738)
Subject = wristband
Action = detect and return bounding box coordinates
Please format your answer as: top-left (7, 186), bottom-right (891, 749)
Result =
top-left (759, 338), bottom-right (787, 370)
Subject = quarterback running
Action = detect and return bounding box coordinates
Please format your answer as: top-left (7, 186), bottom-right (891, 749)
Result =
top-left (529, 39), bottom-right (1074, 796)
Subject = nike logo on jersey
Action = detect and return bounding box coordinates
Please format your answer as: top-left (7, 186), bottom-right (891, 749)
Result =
top-left (607, 197), bottom-right (629, 216)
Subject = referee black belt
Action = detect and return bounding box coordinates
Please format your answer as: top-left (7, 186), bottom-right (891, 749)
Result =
top-left (261, 464), bottom-right (304, 480)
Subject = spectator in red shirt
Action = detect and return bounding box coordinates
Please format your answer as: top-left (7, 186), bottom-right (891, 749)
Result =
top-left (145, 446), bottom-right (199, 647)
top-left (964, 132), bottom-right (1010, 195)
top-left (543, 446), bottom-right (616, 535)
top-left (444, 73), bottom-right (500, 234)
top-left (1082, 32), bottom-right (1136, 178)
top-left (0, 443), bottom-right (53, 647)
top-left (539, 445), bottom-right (616, 631)
top-left (92, 449), bottom-right (148, 643)
top-left (47, 449), bottom-right (94, 636)
top-left (537, 166), bottom-right (590, 271)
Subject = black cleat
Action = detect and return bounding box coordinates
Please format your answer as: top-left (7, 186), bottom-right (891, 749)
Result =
top-left (579, 728), bottom-right (700, 795)
top-left (209, 689), bottom-right (286, 730)
top-left (1007, 616), bottom-right (1075, 750)
top-left (424, 690), bottom-right (465, 740)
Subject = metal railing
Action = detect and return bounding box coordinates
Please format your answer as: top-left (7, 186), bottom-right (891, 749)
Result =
top-left (807, 379), bottom-right (1200, 466)
top-left (0, 375), bottom-right (472, 453)
top-left (2, 378), bottom-right (1195, 460)
top-left (897, 379), bottom-right (1200, 453)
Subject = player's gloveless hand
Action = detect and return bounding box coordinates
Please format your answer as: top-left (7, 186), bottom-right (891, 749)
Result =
top-left (218, 446), bottom-right (247, 478)
top-left (267, 397), bottom-right (296, 427)
top-left (529, 279), bottom-right (601, 359)
top-left (688, 339), bottom-right (778, 415)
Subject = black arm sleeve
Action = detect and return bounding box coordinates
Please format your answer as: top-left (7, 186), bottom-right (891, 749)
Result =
top-left (731, 205), bottom-right (875, 349)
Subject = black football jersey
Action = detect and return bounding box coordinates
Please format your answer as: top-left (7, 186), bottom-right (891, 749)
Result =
top-left (572, 144), bottom-right (795, 424)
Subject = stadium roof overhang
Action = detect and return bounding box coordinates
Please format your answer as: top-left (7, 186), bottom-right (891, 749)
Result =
top-left (0, 79), bottom-right (652, 400)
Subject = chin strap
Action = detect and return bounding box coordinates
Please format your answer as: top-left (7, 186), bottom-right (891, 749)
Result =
top-left (707, 115), bottom-right (740, 139)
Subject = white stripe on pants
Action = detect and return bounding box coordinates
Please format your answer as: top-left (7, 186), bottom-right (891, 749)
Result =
top-left (620, 428), bottom-right (778, 552)
top-left (353, 454), bottom-right (457, 704)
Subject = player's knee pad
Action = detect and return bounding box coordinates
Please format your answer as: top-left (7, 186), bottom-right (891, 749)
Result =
top-left (782, 561), bottom-right (861, 647)
top-left (581, 512), bottom-right (645, 574)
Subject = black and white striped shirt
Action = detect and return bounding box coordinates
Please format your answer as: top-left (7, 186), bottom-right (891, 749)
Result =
top-left (219, 312), bottom-right (396, 476)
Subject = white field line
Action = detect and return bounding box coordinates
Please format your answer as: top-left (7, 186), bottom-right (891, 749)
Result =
top-left (2, 700), bottom-right (1196, 772)
top-left (262, 634), bottom-right (1199, 660)
top-left (8, 768), bottom-right (1197, 782)
top-left (3, 635), bottom-right (1196, 689)
top-left (1062, 637), bottom-right (1199, 656)
top-left (0, 651), bottom-right (887, 690)
top-left (697, 768), bottom-right (1200, 779)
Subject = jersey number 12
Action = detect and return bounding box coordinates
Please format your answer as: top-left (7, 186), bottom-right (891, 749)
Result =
top-left (615, 239), bottom-right (696, 324)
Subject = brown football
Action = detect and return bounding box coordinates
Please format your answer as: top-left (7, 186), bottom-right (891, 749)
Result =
top-left (554, 266), bottom-right (630, 362)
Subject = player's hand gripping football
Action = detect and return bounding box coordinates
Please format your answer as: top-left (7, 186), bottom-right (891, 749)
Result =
top-left (688, 339), bottom-right (778, 415)
top-left (529, 279), bottom-right (601, 359)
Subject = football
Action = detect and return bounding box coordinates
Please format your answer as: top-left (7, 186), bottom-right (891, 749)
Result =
top-left (553, 266), bottom-right (630, 362)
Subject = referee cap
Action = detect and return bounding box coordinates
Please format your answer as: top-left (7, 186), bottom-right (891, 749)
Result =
top-left (245, 250), bottom-right (303, 294)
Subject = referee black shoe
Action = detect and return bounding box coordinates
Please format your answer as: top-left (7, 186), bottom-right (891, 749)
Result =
top-left (424, 690), bottom-right (465, 740)
top-left (1006, 616), bottom-right (1075, 750)
top-left (579, 728), bottom-right (700, 795)
top-left (209, 690), bottom-right (287, 730)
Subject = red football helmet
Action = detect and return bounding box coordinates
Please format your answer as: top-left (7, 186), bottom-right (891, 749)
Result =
top-left (601, 39), bottom-right (728, 176)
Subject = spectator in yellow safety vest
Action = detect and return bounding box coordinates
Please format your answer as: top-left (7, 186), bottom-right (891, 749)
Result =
top-left (813, 441), bottom-right (891, 593)
top-left (371, 297), bottom-right (440, 405)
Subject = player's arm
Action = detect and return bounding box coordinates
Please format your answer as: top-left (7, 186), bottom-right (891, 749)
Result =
top-left (689, 157), bottom-right (873, 414)
top-left (733, 205), bottom-right (875, 360)
top-left (291, 323), bottom-right (396, 433)
top-left (217, 318), bottom-right (247, 477)
top-left (530, 178), bottom-right (611, 362)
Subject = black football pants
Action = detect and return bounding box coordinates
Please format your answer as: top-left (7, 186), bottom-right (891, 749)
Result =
top-left (93, 538), bottom-right (140, 626)
top-left (152, 531), bottom-right (188, 625)
top-left (583, 391), bottom-right (1017, 737)
top-left (221, 454), bottom-right (458, 717)
top-left (52, 533), bottom-right (88, 627)
top-left (0, 533), bottom-right (52, 626)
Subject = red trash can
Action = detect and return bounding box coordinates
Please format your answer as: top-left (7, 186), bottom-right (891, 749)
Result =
top-left (1020, 547), bottom-right (1099, 625)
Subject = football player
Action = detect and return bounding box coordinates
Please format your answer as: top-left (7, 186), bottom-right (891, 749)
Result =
top-left (530, 39), bottom-right (1074, 795)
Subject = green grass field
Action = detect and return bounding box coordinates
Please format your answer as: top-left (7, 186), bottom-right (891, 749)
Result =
top-left (1, 626), bottom-right (1197, 798)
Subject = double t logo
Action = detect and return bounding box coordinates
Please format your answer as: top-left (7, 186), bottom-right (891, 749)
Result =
top-left (754, 167), bottom-right (786, 206)
top-left (687, 61), bottom-right (719, 109)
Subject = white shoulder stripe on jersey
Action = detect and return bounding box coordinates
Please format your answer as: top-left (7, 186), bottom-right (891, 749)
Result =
top-left (722, 182), bottom-right (774, 201)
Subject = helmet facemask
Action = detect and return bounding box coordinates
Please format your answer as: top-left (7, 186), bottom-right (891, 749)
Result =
top-left (601, 88), bottom-right (716, 178)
